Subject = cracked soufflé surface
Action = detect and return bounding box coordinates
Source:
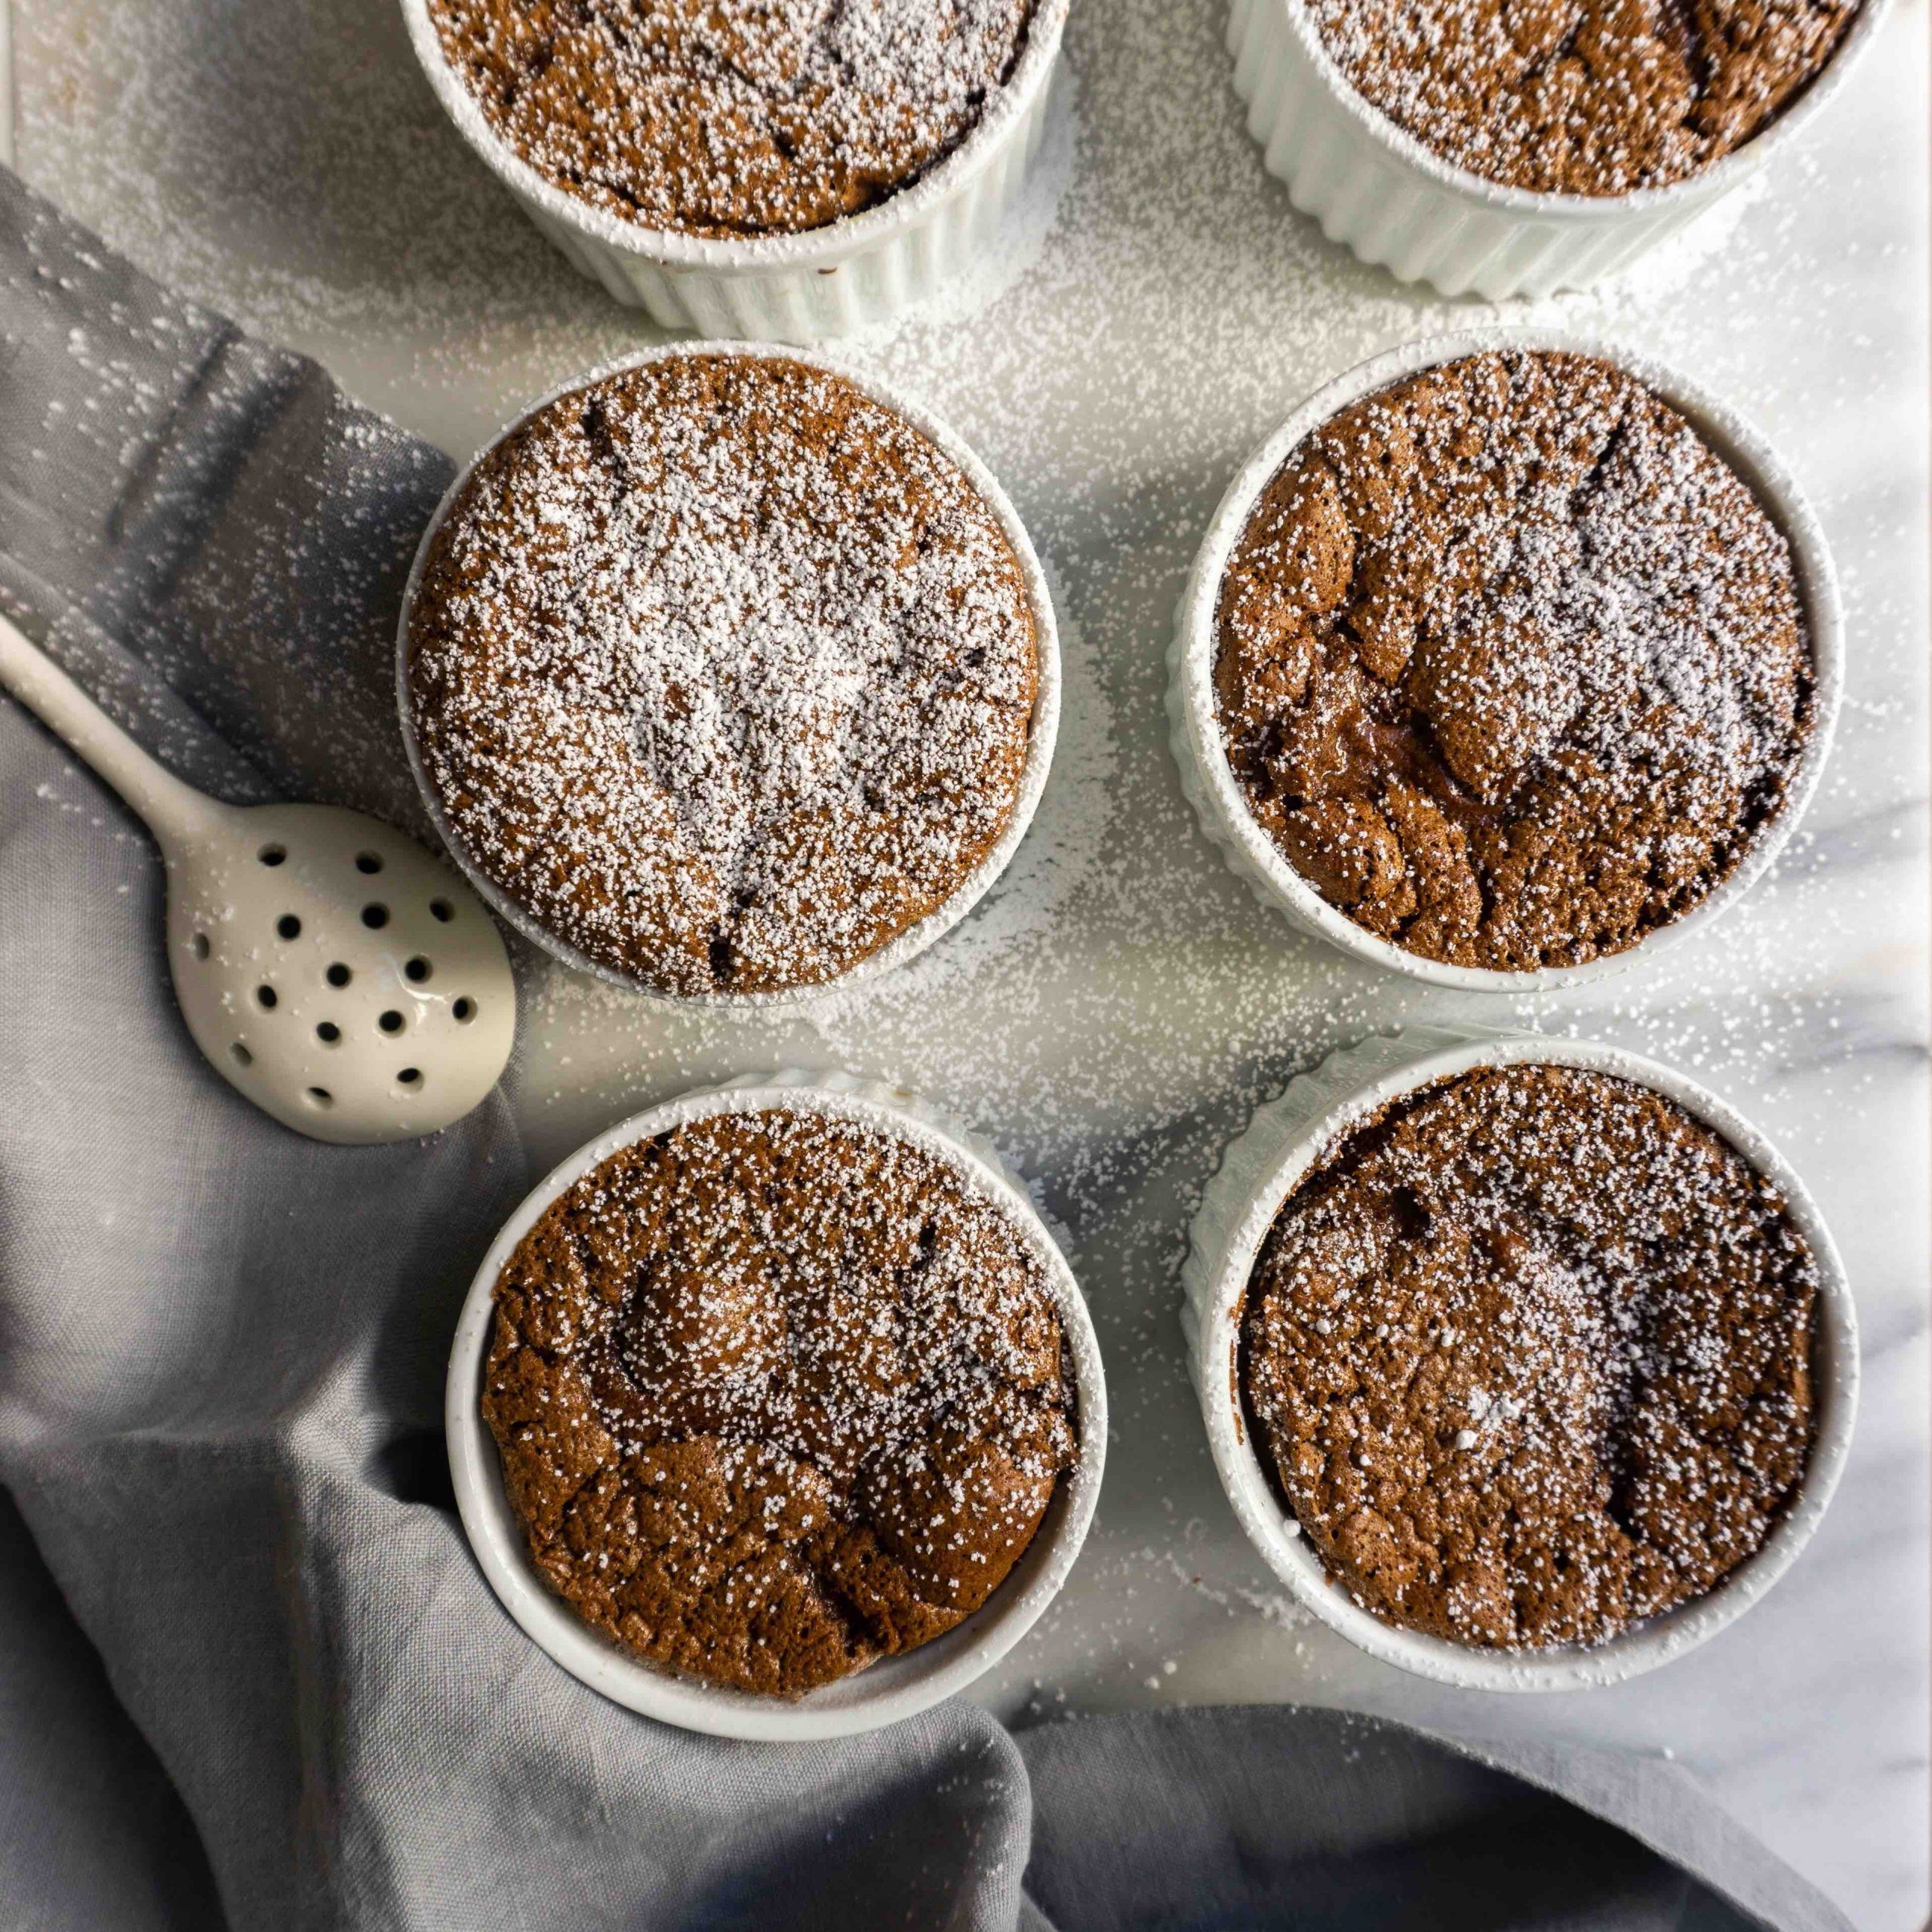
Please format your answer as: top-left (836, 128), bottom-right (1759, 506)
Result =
top-left (406, 353), bottom-right (1039, 998)
top-left (1306, 0), bottom-right (1862, 194)
top-left (1214, 349), bottom-right (1813, 974)
top-left (1240, 1063), bottom-right (1819, 1651)
top-left (426, 0), bottom-right (1040, 236)
top-left (482, 1106), bottom-right (1078, 1696)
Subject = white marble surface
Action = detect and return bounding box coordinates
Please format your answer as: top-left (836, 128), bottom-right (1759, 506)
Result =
top-left (15, 0), bottom-right (1929, 1922)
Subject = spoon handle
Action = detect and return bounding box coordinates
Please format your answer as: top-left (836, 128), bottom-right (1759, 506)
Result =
top-left (0, 612), bottom-right (222, 850)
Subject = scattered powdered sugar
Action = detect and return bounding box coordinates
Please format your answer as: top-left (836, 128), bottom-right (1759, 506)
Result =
top-left (1567, 167), bottom-right (1769, 305)
top-left (407, 352), bottom-right (1039, 996)
top-left (1155, 1545), bottom-right (1312, 1631)
top-left (427, 0), bottom-right (1038, 237)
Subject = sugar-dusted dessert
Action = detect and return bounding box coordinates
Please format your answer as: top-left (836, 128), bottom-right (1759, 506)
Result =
top-left (1240, 1062), bottom-right (1819, 1650)
top-left (406, 352), bottom-right (1041, 997)
top-left (1214, 349), bottom-right (1813, 973)
top-left (1305, 0), bottom-right (1864, 195)
top-left (425, 0), bottom-right (1041, 236)
top-left (481, 1106), bottom-right (1078, 1695)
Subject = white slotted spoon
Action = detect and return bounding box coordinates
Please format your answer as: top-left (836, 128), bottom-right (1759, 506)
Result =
top-left (0, 612), bottom-right (515, 1145)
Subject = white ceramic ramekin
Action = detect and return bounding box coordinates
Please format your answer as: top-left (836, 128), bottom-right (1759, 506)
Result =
top-left (398, 340), bottom-right (1060, 1011)
top-left (1168, 328), bottom-right (1842, 995)
top-left (399, 0), bottom-right (1068, 340)
top-left (447, 1069), bottom-right (1106, 1741)
top-left (1228, 0), bottom-right (1890, 298)
top-left (1181, 1026), bottom-right (1857, 1692)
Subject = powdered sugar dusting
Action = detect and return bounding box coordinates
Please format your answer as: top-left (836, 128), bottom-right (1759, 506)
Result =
top-left (1244, 1063), bottom-right (1818, 1651)
top-left (1307, 0), bottom-right (1866, 195)
top-left (407, 352), bottom-right (1038, 996)
top-left (484, 1104), bottom-right (1078, 1692)
top-left (1215, 349), bottom-right (1813, 971)
top-left (427, 0), bottom-right (1039, 236)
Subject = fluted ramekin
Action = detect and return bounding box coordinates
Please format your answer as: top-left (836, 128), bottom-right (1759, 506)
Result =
top-left (400, 0), bottom-right (1068, 340)
top-left (1227, 0), bottom-right (1890, 298)
top-left (448, 1069), bottom-right (1106, 1741)
top-left (398, 340), bottom-right (1060, 1011)
top-left (1180, 1026), bottom-right (1858, 1693)
top-left (1167, 327), bottom-right (1842, 994)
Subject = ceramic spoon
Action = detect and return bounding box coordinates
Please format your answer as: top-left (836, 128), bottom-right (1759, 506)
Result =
top-left (0, 612), bottom-right (515, 1145)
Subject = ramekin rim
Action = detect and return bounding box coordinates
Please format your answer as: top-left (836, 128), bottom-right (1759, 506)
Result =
top-left (395, 338), bottom-right (1061, 1010)
top-left (445, 1068), bottom-right (1108, 1740)
top-left (1189, 1028), bottom-right (1859, 1692)
top-left (1173, 324), bottom-right (1844, 993)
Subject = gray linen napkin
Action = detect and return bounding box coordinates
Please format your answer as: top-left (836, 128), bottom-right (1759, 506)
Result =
top-left (0, 168), bottom-right (1853, 1932)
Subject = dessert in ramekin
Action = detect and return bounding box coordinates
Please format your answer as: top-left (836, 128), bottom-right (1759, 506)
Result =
top-left (1226, 0), bottom-right (1888, 297)
top-left (1169, 331), bottom-right (1840, 992)
top-left (1180, 1028), bottom-right (1857, 1691)
top-left (448, 1070), bottom-right (1106, 1739)
top-left (401, 343), bottom-right (1058, 1008)
top-left (402, 0), bottom-right (1071, 338)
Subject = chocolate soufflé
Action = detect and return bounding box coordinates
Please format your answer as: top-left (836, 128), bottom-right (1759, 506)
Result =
top-left (481, 1106), bottom-right (1078, 1697)
top-left (405, 352), bottom-right (1040, 998)
top-left (1240, 1063), bottom-right (1819, 1651)
top-left (426, 0), bottom-right (1041, 237)
top-left (1306, 0), bottom-right (1863, 195)
top-left (1214, 349), bottom-right (1813, 974)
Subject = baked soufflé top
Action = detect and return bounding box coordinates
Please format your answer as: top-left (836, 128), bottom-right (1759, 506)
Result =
top-left (1241, 1063), bottom-right (1819, 1651)
top-left (1214, 350), bottom-right (1812, 974)
top-left (483, 1106), bottom-right (1078, 1696)
top-left (1306, 0), bottom-right (1862, 194)
top-left (426, 0), bottom-right (1038, 236)
top-left (407, 353), bottom-right (1038, 997)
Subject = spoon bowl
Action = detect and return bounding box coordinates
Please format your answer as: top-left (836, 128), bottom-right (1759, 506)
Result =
top-left (168, 800), bottom-right (516, 1144)
top-left (1, 613), bottom-right (516, 1146)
